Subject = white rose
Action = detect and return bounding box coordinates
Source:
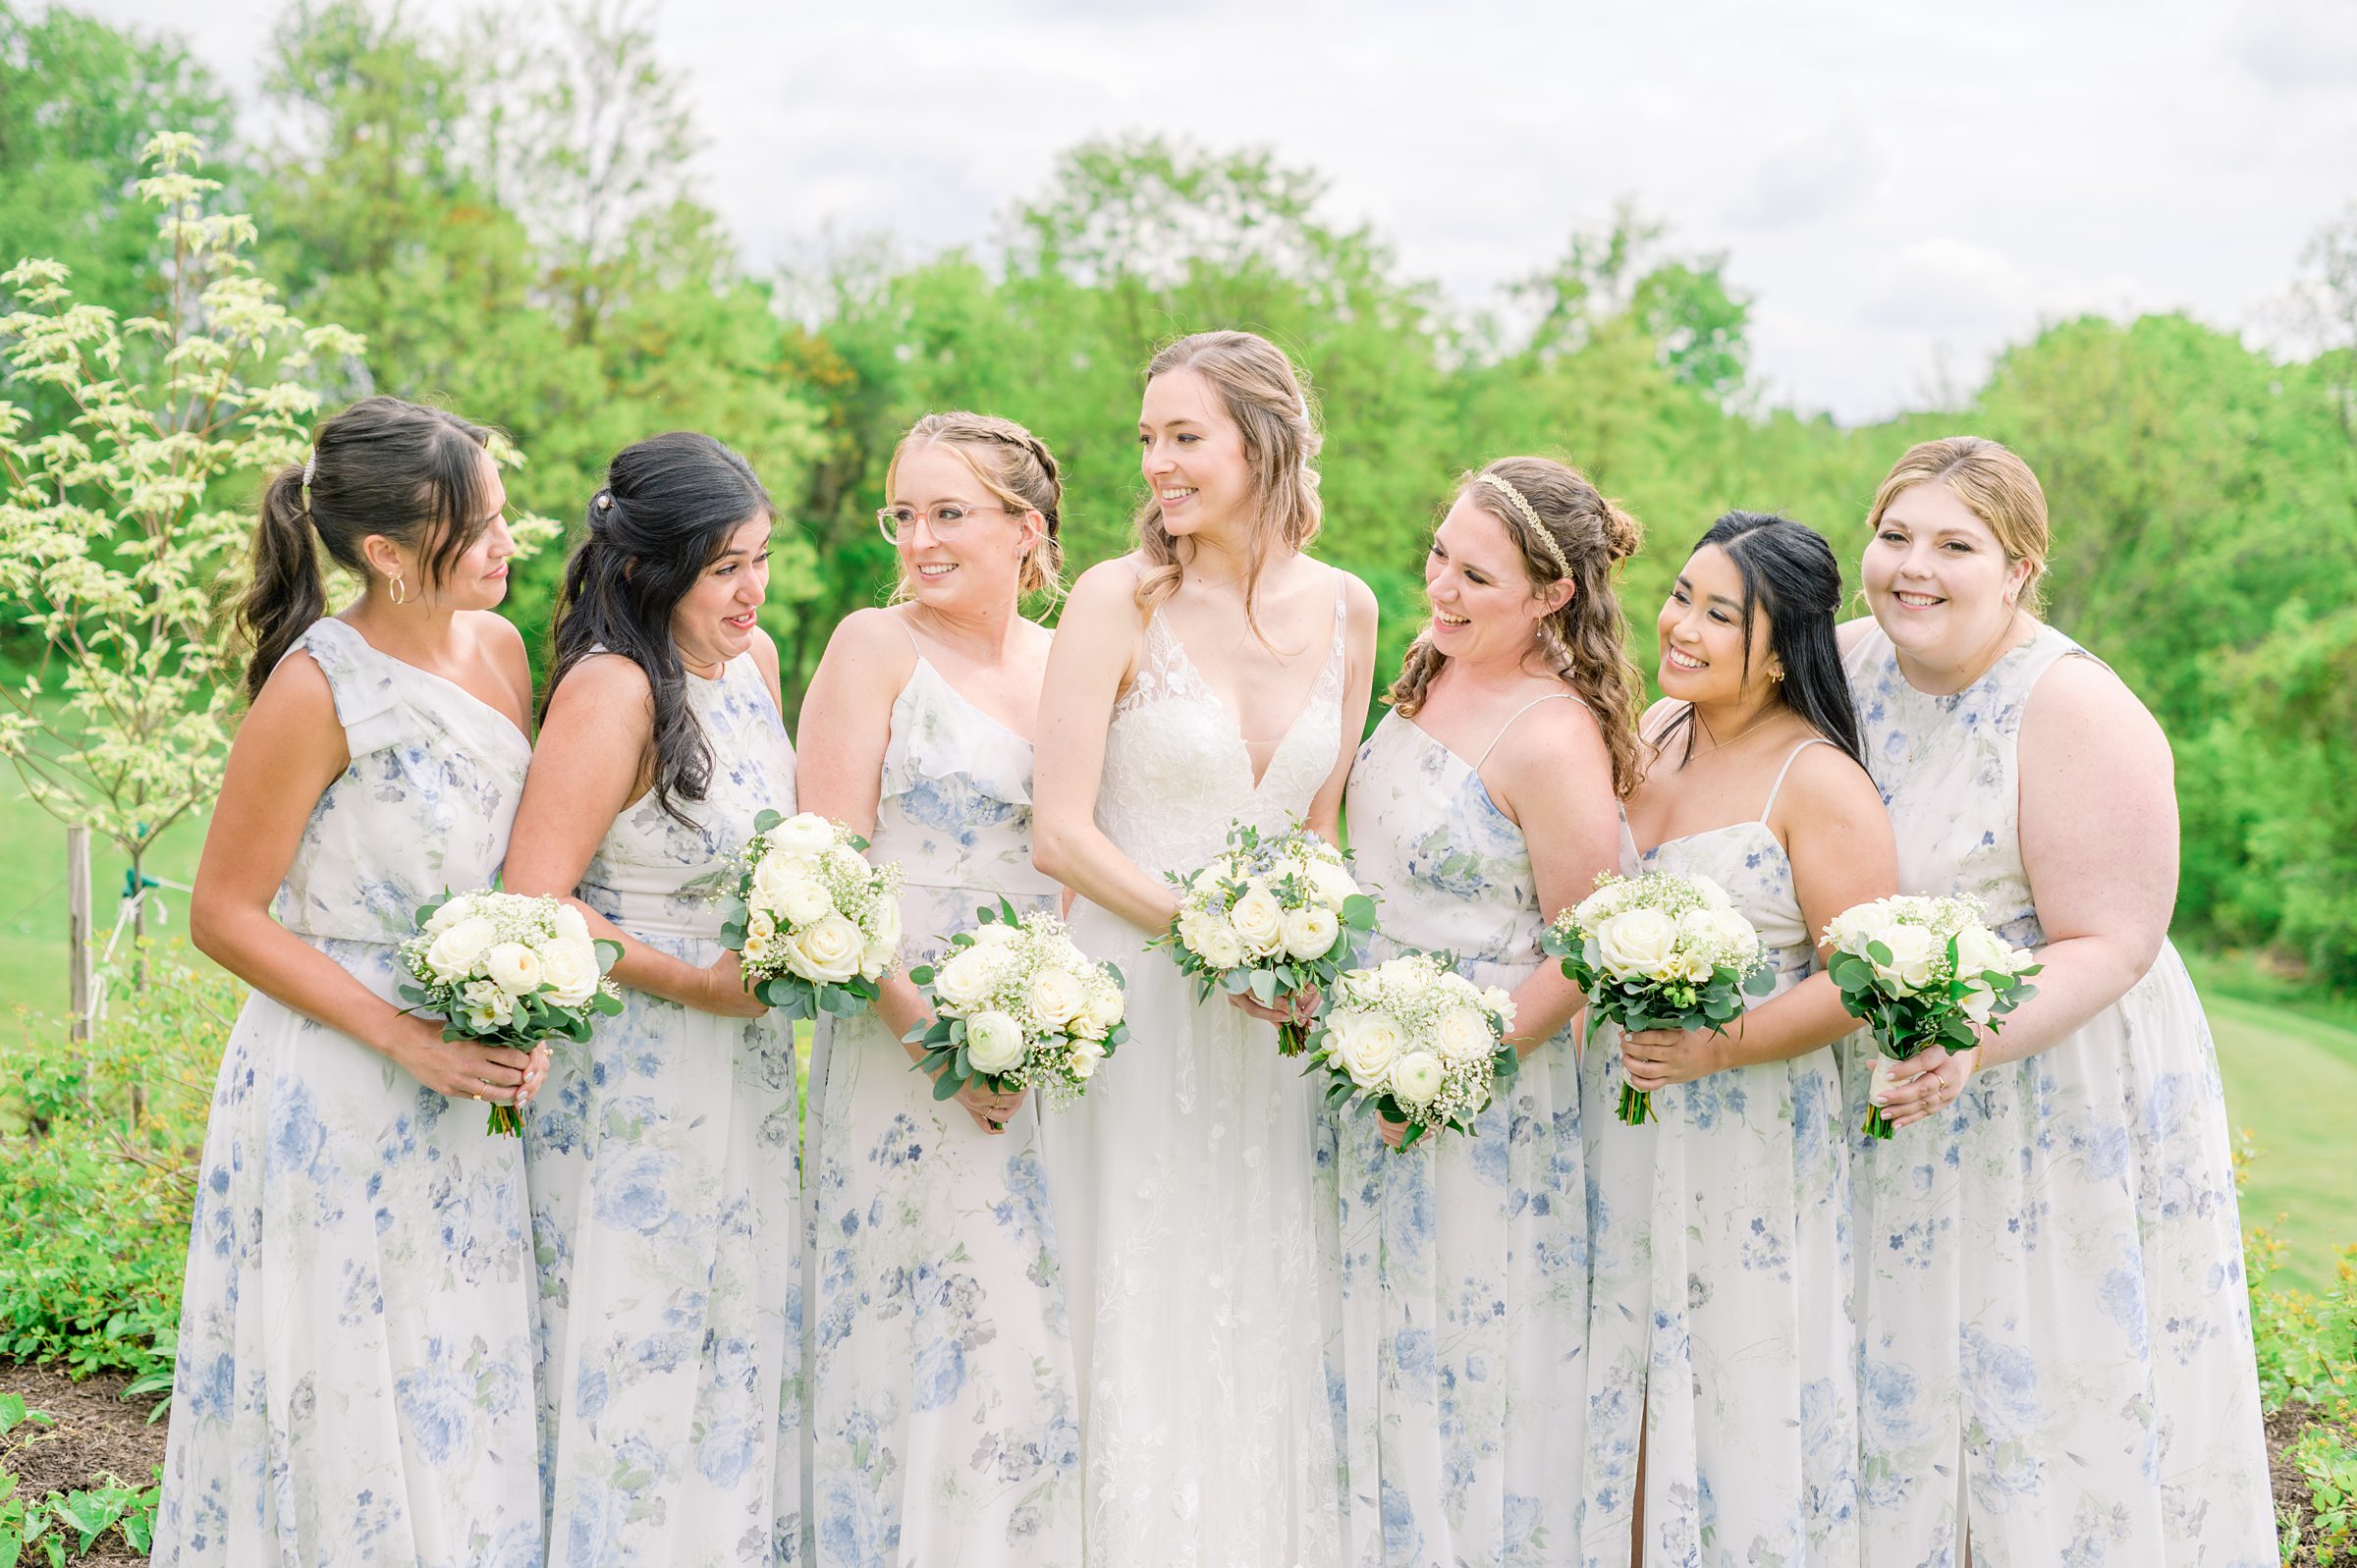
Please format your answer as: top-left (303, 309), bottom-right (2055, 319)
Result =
top-left (1691, 877), bottom-right (1734, 911)
top-left (935, 946), bottom-right (1006, 1012)
top-left (1435, 1005), bottom-right (1496, 1063)
top-left (1229, 887), bottom-right (1284, 956)
top-left (866, 893), bottom-right (903, 949)
top-left (1281, 904), bottom-right (1340, 961)
top-left (539, 938), bottom-right (602, 1006)
top-left (1332, 1009), bottom-right (1402, 1091)
top-left (1594, 908), bottom-right (1677, 979)
top-left (483, 941), bottom-right (543, 998)
top-left (789, 913), bottom-right (864, 984)
top-left (1675, 907), bottom-right (1750, 956)
top-left (752, 852), bottom-right (825, 919)
top-left (1482, 985), bottom-right (1515, 1019)
top-left (964, 1010), bottom-right (1026, 1073)
top-left (1824, 899), bottom-right (1890, 954)
top-left (1305, 856), bottom-right (1360, 910)
top-left (1075, 981), bottom-right (1124, 1041)
top-left (1391, 1050), bottom-right (1445, 1106)
top-left (424, 916), bottom-right (498, 984)
top-left (423, 893), bottom-right (478, 935)
top-left (1193, 917), bottom-right (1244, 970)
top-left (551, 902), bottom-right (591, 946)
top-left (1188, 863), bottom-right (1228, 897)
top-left (766, 812), bottom-right (837, 857)
top-left (826, 842), bottom-right (870, 883)
top-left (860, 938), bottom-right (897, 979)
top-left (1026, 969), bottom-right (1087, 1029)
top-left (1952, 925), bottom-right (2016, 983)
top-left (967, 920), bottom-right (1019, 947)
top-left (1867, 922), bottom-right (1940, 992)
top-left (1071, 1038), bottom-right (1107, 1079)
top-left (1571, 886), bottom-right (1622, 931)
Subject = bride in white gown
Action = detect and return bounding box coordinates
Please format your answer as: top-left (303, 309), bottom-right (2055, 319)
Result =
top-left (1033, 330), bottom-right (1377, 1567)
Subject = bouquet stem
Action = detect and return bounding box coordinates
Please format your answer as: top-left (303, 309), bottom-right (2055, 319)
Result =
top-left (1617, 1082), bottom-right (1655, 1126)
top-left (1278, 1019), bottom-right (1309, 1057)
top-left (1860, 1104), bottom-right (1897, 1140)
top-left (485, 1103), bottom-right (523, 1137)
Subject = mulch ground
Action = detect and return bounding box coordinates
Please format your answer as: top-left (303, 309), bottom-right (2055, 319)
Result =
top-left (0, 1360), bottom-right (164, 1564)
top-left (0, 1358), bottom-right (2340, 1562)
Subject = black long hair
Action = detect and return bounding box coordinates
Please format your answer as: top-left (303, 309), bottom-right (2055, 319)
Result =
top-left (545, 432), bottom-right (774, 825)
top-left (1656, 511), bottom-right (1866, 769)
top-left (239, 396), bottom-right (495, 701)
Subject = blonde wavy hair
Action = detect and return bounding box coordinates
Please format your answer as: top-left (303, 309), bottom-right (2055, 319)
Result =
top-left (1866, 436), bottom-right (2050, 615)
top-left (1130, 330), bottom-right (1322, 646)
top-left (885, 410), bottom-right (1066, 604)
top-left (1388, 456), bottom-right (1649, 798)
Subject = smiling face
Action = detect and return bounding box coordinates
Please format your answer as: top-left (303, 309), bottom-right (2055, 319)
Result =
top-left (670, 514), bottom-right (772, 670)
top-left (1657, 543), bottom-right (1778, 706)
top-left (887, 441), bottom-right (1036, 615)
top-left (1138, 367), bottom-right (1254, 539)
top-left (369, 449), bottom-right (516, 611)
top-left (1861, 481), bottom-right (2030, 667)
top-left (1424, 494), bottom-right (1569, 663)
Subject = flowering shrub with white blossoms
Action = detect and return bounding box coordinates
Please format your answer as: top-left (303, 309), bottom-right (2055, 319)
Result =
top-left (397, 889), bottom-right (623, 1134)
top-left (906, 899), bottom-right (1129, 1106)
top-left (720, 809), bottom-right (904, 1020)
top-left (1543, 869), bottom-right (1775, 1125)
top-left (1822, 894), bottom-right (2042, 1138)
top-left (1305, 950), bottom-right (1518, 1151)
top-left (1160, 821), bottom-right (1377, 1055)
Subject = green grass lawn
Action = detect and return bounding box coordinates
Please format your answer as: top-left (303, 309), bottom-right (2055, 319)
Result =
top-left (3, 785), bottom-right (2350, 1288)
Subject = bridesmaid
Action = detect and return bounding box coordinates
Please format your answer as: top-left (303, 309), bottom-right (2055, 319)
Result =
top-left (1842, 438), bottom-right (2274, 1566)
top-left (159, 396), bottom-right (547, 1565)
top-left (1331, 458), bottom-right (1634, 1566)
top-left (795, 412), bottom-right (1080, 1564)
top-left (1584, 513), bottom-right (1894, 1566)
top-left (508, 433), bottom-right (803, 1563)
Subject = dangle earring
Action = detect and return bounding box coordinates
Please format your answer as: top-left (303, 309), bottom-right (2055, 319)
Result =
top-left (389, 569), bottom-right (411, 607)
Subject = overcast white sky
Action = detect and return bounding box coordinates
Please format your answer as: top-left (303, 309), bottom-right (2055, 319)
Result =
top-left (85, 0), bottom-right (2357, 422)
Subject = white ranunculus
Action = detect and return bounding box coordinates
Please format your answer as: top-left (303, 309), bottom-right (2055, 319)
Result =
top-left (1077, 981), bottom-right (1124, 1039)
top-left (964, 1010), bottom-right (1025, 1073)
top-left (934, 946), bottom-right (1006, 1012)
top-left (860, 938), bottom-right (896, 979)
top-left (1192, 916), bottom-right (1244, 970)
top-left (1867, 922), bottom-right (1940, 992)
top-left (1595, 908), bottom-right (1677, 979)
top-left (825, 842), bottom-right (869, 884)
top-left (1952, 925), bottom-right (2015, 983)
top-left (766, 812), bottom-right (837, 857)
top-left (539, 939), bottom-right (602, 1006)
top-left (1391, 1051), bottom-right (1445, 1106)
top-left (1305, 856), bottom-right (1360, 910)
top-left (484, 941), bottom-right (542, 998)
top-left (1027, 969), bottom-right (1087, 1029)
top-left (461, 978), bottom-right (507, 1012)
top-left (1435, 1004), bottom-right (1496, 1063)
top-left (1333, 1009), bottom-right (1403, 1090)
top-left (551, 902), bottom-right (591, 946)
top-left (1691, 877), bottom-right (1734, 911)
top-left (967, 920), bottom-right (1019, 947)
top-left (1229, 887), bottom-right (1284, 956)
top-left (789, 913), bottom-right (865, 984)
top-left (751, 850), bottom-right (819, 910)
top-left (425, 916), bottom-right (499, 984)
top-left (1281, 904), bottom-right (1340, 961)
top-left (775, 869), bottom-right (836, 929)
top-left (1481, 985), bottom-right (1515, 1020)
top-left (1071, 1039), bottom-right (1107, 1079)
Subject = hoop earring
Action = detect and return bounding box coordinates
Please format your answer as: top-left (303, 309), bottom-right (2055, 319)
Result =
top-left (389, 570), bottom-right (411, 608)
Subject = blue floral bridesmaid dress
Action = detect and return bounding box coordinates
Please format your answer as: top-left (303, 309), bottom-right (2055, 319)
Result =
top-left (802, 639), bottom-right (1080, 1566)
top-left (154, 617), bottom-right (542, 1567)
top-left (523, 650), bottom-right (802, 1565)
top-left (1843, 622), bottom-right (2273, 1568)
top-left (1579, 737), bottom-right (1859, 1567)
top-left (1330, 703), bottom-right (1592, 1568)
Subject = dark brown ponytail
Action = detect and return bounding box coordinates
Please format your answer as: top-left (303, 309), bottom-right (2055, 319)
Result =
top-left (240, 466), bottom-right (328, 702)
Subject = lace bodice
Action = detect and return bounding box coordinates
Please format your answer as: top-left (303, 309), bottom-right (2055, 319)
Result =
top-left (271, 618), bottom-right (531, 946)
top-left (1844, 621), bottom-right (2086, 950)
top-left (576, 650), bottom-right (795, 944)
top-left (1095, 573), bottom-right (1347, 878)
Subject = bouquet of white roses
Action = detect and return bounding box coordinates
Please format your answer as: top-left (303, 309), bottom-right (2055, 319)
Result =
top-left (398, 889), bottom-right (624, 1134)
top-left (720, 809), bottom-right (904, 1020)
top-left (1543, 869), bottom-right (1775, 1125)
top-left (1822, 894), bottom-right (2041, 1138)
top-left (1305, 950), bottom-right (1518, 1152)
top-left (1160, 821), bottom-right (1377, 1055)
top-left (906, 899), bottom-right (1129, 1107)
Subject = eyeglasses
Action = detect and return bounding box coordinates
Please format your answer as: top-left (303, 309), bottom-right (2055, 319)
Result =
top-left (876, 502), bottom-right (1017, 544)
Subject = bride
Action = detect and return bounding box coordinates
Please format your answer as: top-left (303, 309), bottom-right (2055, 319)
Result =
top-left (1033, 329), bottom-right (1377, 1565)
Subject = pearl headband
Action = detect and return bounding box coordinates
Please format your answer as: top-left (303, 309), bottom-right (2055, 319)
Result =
top-left (1471, 472), bottom-right (1571, 579)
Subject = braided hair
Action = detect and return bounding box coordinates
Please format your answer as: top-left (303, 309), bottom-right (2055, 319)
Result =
top-left (884, 411), bottom-right (1065, 600)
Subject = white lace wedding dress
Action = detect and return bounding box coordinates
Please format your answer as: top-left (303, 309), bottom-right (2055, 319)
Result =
top-left (1041, 570), bottom-right (1349, 1567)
